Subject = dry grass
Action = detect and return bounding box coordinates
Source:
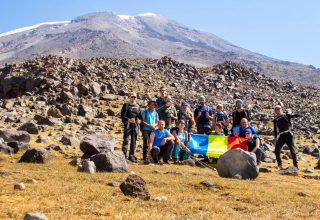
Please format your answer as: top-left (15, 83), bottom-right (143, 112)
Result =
top-left (1, 135), bottom-right (320, 220)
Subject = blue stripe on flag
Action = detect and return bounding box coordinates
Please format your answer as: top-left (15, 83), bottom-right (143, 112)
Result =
top-left (188, 134), bottom-right (208, 155)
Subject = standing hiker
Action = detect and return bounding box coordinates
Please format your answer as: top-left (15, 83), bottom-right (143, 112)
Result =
top-left (273, 105), bottom-right (301, 169)
top-left (194, 96), bottom-right (214, 134)
top-left (141, 99), bottom-right (159, 162)
top-left (213, 104), bottom-right (229, 135)
top-left (232, 99), bottom-right (251, 130)
top-left (120, 93), bottom-right (140, 163)
top-left (157, 97), bottom-right (178, 129)
top-left (156, 87), bottom-right (168, 109)
top-left (177, 101), bottom-right (194, 132)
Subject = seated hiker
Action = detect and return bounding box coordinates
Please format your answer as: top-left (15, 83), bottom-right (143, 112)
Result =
top-left (172, 121), bottom-right (191, 162)
top-left (213, 104), bottom-right (229, 135)
top-left (194, 96), bottom-right (214, 134)
top-left (208, 122), bottom-right (225, 136)
top-left (229, 126), bottom-right (240, 137)
top-left (177, 101), bottom-right (195, 133)
top-left (156, 87), bottom-right (168, 109)
top-left (141, 98), bottom-right (159, 162)
top-left (232, 99), bottom-right (251, 129)
top-left (273, 105), bottom-right (301, 169)
top-left (147, 120), bottom-right (175, 164)
top-left (245, 129), bottom-right (262, 165)
top-left (239, 118), bottom-right (257, 137)
top-left (157, 96), bottom-right (178, 129)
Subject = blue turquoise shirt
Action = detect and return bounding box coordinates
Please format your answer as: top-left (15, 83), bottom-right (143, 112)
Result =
top-left (142, 109), bottom-right (159, 131)
top-left (153, 129), bottom-right (169, 147)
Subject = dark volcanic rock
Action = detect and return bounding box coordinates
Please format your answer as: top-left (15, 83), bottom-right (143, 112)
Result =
top-left (120, 174), bottom-right (150, 200)
top-left (19, 148), bottom-right (52, 163)
top-left (60, 135), bottom-right (80, 148)
top-left (18, 122), bottom-right (39, 134)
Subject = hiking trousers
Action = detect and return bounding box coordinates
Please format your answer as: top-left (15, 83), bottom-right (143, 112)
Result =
top-left (122, 123), bottom-right (137, 158)
top-left (151, 140), bottom-right (174, 163)
top-left (142, 130), bottom-right (152, 160)
top-left (196, 123), bottom-right (211, 134)
top-left (274, 132), bottom-right (298, 168)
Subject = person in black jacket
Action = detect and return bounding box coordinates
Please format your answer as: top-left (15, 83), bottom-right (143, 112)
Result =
top-left (273, 105), bottom-right (300, 169)
top-left (120, 93), bottom-right (141, 163)
top-left (232, 99), bottom-right (251, 129)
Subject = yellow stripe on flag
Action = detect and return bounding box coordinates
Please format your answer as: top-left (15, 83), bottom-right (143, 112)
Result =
top-left (206, 135), bottom-right (228, 158)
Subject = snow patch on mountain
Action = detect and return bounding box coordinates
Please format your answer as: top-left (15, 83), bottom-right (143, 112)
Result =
top-left (0, 21), bottom-right (70, 38)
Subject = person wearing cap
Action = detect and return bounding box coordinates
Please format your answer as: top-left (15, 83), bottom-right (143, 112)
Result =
top-left (157, 96), bottom-right (178, 129)
top-left (232, 99), bottom-right (251, 130)
top-left (177, 101), bottom-right (195, 132)
top-left (239, 118), bottom-right (257, 137)
top-left (120, 93), bottom-right (141, 163)
top-left (147, 120), bottom-right (175, 164)
top-left (273, 105), bottom-right (301, 169)
top-left (229, 126), bottom-right (240, 137)
top-left (156, 87), bottom-right (168, 109)
top-left (194, 96), bottom-right (214, 134)
top-left (171, 121), bottom-right (191, 162)
top-left (213, 104), bottom-right (229, 135)
top-left (245, 129), bottom-right (262, 165)
top-left (141, 99), bottom-right (159, 162)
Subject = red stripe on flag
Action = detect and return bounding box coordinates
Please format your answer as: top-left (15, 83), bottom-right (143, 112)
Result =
top-left (228, 137), bottom-right (248, 151)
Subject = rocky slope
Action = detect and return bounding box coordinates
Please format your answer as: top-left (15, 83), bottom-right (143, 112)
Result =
top-left (0, 55), bottom-right (319, 142)
top-left (0, 12), bottom-right (319, 88)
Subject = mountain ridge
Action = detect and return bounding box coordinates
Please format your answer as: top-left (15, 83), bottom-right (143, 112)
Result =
top-left (0, 11), bottom-right (319, 88)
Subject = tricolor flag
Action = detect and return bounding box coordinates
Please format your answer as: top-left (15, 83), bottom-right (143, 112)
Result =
top-left (188, 134), bottom-right (248, 158)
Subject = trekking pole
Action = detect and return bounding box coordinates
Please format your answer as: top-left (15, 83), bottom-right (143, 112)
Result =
top-left (191, 156), bottom-right (216, 171)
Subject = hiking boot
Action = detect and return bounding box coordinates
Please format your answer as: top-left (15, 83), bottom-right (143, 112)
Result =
top-left (163, 160), bottom-right (170, 165)
top-left (128, 155), bottom-right (137, 163)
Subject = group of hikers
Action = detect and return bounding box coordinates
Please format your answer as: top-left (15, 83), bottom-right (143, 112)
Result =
top-left (120, 87), bottom-right (300, 169)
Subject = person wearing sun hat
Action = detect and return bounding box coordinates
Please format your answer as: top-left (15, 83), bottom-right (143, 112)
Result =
top-left (120, 92), bottom-right (141, 163)
top-left (194, 95), bottom-right (214, 134)
top-left (157, 96), bottom-right (178, 129)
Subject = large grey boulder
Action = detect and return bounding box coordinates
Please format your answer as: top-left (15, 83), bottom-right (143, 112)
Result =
top-left (90, 151), bottom-right (128, 172)
top-left (0, 129), bottom-right (31, 143)
top-left (217, 149), bottom-right (259, 180)
top-left (80, 135), bottom-right (115, 155)
top-left (19, 148), bottom-right (52, 163)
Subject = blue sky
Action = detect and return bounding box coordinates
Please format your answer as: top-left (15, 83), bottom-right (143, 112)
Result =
top-left (1, 0), bottom-right (319, 67)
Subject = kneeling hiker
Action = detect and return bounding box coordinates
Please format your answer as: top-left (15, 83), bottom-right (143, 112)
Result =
top-left (172, 121), bottom-right (191, 162)
top-left (148, 120), bottom-right (175, 164)
top-left (245, 129), bottom-right (263, 165)
top-left (273, 105), bottom-right (301, 169)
